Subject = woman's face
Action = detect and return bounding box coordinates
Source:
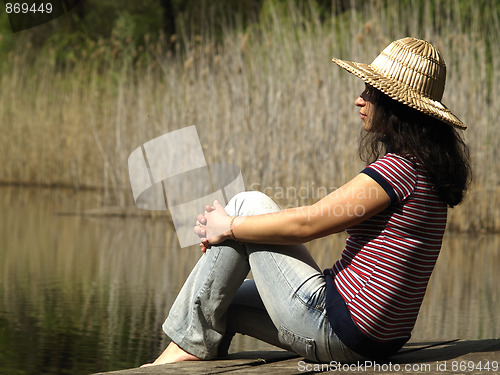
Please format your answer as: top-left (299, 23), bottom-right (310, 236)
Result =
top-left (355, 85), bottom-right (375, 131)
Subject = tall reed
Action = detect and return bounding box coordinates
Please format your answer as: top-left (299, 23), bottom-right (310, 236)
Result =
top-left (0, 0), bottom-right (498, 231)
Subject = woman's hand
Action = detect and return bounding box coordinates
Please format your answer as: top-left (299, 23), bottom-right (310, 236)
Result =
top-left (194, 200), bottom-right (231, 252)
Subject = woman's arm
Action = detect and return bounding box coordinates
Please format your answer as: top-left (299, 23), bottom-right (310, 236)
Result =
top-left (197, 173), bottom-right (391, 247)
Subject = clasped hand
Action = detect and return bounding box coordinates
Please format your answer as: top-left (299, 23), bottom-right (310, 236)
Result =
top-left (193, 200), bottom-right (231, 253)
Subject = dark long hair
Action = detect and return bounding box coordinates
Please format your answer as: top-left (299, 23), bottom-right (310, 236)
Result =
top-left (359, 86), bottom-right (472, 207)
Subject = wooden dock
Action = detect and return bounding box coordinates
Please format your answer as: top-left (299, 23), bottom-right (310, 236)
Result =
top-left (92, 339), bottom-right (500, 374)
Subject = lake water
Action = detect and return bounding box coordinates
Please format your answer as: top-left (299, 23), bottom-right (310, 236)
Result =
top-left (1, 187), bottom-right (499, 374)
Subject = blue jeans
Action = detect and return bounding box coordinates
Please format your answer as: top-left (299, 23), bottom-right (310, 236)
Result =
top-left (163, 191), bottom-right (366, 363)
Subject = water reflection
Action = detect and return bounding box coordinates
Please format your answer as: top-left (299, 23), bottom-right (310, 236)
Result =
top-left (0, 187), bottom-right (498, 374)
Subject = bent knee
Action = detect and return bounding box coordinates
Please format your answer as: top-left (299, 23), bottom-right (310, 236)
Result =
top-left (226, 191), bottom-right (281, 216)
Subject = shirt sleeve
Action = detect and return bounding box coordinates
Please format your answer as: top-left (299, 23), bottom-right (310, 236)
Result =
top-left (360, 153), bottom-right (417, 204)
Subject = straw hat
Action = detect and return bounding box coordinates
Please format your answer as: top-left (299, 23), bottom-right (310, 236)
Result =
top-left (332, 37), bottom-right (466, 129)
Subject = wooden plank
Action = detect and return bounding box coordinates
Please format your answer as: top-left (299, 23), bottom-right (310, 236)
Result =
top-left (388, 339), bottom-right (500, 374)
top-left (91, 350), bottom-right (298, 375)
top-left (93, 339), bottom-right (500, 374)
top-left (234, 339), bottom-right (500, 374)
top-left (393, 338), bottom-right (500, 363)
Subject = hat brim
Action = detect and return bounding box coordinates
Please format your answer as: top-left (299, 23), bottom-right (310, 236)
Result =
top-left (332, 58), bottom-right (466, 129)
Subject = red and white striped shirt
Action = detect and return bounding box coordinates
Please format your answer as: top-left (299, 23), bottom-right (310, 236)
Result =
top-left (331, 153), bottom-right (447, 342)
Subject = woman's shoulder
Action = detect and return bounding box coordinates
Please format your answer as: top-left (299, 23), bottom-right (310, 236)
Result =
top-left (370, 153), bottom-right (418, 174)
top-left (363, 153), bottom-right (418, 203)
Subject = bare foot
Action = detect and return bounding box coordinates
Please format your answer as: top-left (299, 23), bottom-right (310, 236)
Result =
top-left (140, 341), bottom-right (201, 367)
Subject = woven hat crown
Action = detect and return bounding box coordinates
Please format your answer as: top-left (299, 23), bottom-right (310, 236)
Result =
top-left (332, 37), bottom-right (466, 129)
top-left (371, 38), bottom-right (446, 102)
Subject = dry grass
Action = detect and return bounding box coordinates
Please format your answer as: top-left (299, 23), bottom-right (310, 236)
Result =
top-left (1, 0), bottom-right (499, 231)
